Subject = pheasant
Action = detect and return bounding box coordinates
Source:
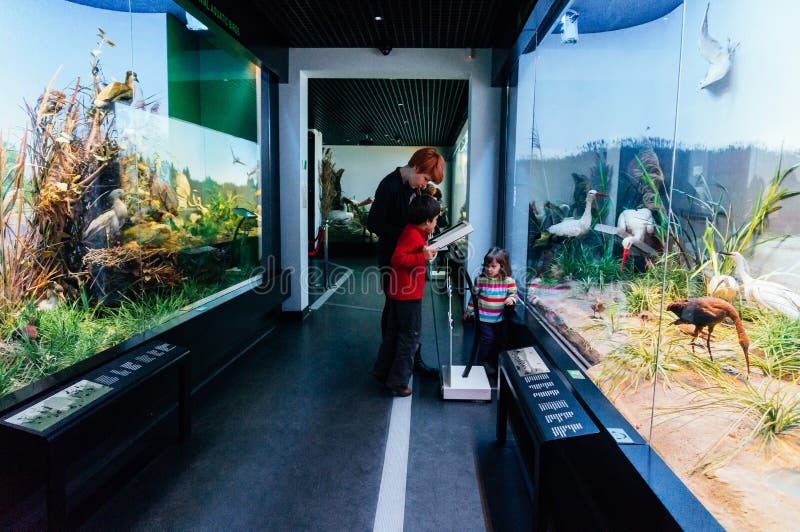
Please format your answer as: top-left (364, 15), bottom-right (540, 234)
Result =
top-left (667, 297), bottom-right (750, 376)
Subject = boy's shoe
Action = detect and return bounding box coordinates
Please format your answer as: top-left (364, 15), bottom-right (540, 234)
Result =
top-left (387, 385), bottom-right (412, 397)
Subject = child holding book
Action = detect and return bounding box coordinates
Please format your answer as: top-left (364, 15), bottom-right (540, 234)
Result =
top-left (373, 194), bottom-right (440, 396)
top-left (463, 247), bottom-right (517, 374)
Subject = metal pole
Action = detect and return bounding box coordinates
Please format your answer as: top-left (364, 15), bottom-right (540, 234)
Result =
top-left (323, 221), bottom-right (329, 289)
top-left (446, 255), bottom-right (453, 378)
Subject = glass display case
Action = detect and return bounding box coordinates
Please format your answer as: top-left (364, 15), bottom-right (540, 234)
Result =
top-left (505, 1), bottom-right (800, 528)
top-left (0, 1), bottom-right (264, 399)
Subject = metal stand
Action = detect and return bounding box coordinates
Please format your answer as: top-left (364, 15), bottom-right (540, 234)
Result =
top-left (441, 253), bottom-right (491, 401)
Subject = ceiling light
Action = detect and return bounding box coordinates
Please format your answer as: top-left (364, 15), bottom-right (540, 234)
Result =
top-left (374, 16), bottom-right (383, 21)
top-left (397, 102), bottom-right (404, 106)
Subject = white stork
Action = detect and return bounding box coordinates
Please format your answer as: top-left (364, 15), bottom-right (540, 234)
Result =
top-left (546, 190), bottom-right (608, 239)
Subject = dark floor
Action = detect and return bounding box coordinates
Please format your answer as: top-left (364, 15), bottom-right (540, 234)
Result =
top-left (81, 256), bottom-right (531, 531)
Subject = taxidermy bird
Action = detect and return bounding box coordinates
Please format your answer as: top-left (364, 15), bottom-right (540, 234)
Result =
top-left (667, 296), bottom-right (750, 376)
top-left (93, 71), bottom-right (137, 109)
top-left (590, 299), bottom-right (605, 318)
top-left (83, 189), bottom-right (128, 243)
top-left (722, 251), bottom-right (800, 319)
top-left (546, 190), bottom-right (608, 238)
top-left (616, 208), bottom-right (655, 271)
top-left (707, 274), bottom-right (739, 302)
top-left (37, 89), bottom-right (67, 115)
top-left (699, 3), bottom-right (737, 90)
top-left (12, 316), bottom-right (38, 342)
top-left (230, 146), bottom-right (246, 166)
top-left (36, 284), bottom-right (65, 311)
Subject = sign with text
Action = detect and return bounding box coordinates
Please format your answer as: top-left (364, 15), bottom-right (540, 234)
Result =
top-left (2, 341), bottom-right (187, 435)
top-left (501, 347), bottom-right (598, 441)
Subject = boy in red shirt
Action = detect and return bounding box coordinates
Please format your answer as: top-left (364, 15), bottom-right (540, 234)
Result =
top-left (373, 194), bottom-right (440, 396)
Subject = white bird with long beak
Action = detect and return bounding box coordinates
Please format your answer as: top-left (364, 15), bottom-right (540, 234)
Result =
top-left (698, 3), bottom-right (737, 90)
top-left (546, 189), bottom-right (608, 238)
top-left (722, 251), bottom-right (800, 319)
top-left (616, 208), bottom-right (655, 271)
top-left (83, 189), bottom-right (128, 243)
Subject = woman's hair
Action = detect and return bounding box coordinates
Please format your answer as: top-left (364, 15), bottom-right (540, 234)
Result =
top-left (407, 194), bottom-right (441, 224)
top-left (408, 147), bottom-right (444, 184)
top-left (482, 247), bottom-right (511, 278)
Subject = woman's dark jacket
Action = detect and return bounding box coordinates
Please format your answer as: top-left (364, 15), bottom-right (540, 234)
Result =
top-left (367, 168), bottom-right (417, 267)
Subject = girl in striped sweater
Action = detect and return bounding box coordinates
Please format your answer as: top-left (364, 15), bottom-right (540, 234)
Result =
top-left (463, 247), bottom-right (517, 373)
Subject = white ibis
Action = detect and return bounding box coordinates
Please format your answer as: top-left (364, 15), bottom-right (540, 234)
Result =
top-left (83, 189), bottom-right (128, 243)
top-left (93, 71), bottom-right (137, 109)
top-left (546, 190), bottom-right (608, 238)
top-left (722, 251), bottom-right (800, 319)
top-left (617, 208), bottom-right (655, 271)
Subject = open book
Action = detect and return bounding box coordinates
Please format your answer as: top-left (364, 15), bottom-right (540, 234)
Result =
top-left (427, 220), bottom-right (473, 251)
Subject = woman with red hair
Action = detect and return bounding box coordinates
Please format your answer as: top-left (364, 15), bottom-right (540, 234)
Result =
top-left (367, 147), bottom-right (444, 380)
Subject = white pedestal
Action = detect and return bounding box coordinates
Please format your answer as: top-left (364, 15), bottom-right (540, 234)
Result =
top-left (441, 365), bottom-right (492, 401)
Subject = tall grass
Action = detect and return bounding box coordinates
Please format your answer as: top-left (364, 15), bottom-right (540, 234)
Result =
top-left (623, 254), bottom-right (702, 314)
top-left (664, 376), bottom-right (800, 473)
top-left (595, 327), bottom-right (684, 397)
top-left (748, 312), bottom-right (800, 379)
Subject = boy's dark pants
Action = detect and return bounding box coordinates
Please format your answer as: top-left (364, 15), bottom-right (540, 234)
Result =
top-left (374, 298), bottom-right (422, 387)
top-left (478, 320), bottom-right (508, 368)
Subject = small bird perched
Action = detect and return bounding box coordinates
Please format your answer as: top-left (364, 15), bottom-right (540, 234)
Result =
top-left (83, 189), bottom-right (128, 245)
top-left (93, 71), bottom-right (138, 109)
top-left (546, 190), bottom-right (608, 238)
top-left (667, 296), bottom-right (750, 376)
top-left (37, 89), bottom-right (67, 115)
top-left (590, 299), bottom-right (605, 318)
top-left (722, 251), bottom-right (800, 319)
top-left (13, 316), bottom-right (38, 342)
top-left (698, 3), bottom-right (737, 89)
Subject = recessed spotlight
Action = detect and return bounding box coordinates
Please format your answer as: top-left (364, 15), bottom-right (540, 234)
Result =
top-left (397, 102), bottom-right (404, 106)
top-left (374, 16), bottom-right (383, 21)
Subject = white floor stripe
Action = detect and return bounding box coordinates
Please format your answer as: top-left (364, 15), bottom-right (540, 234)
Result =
top-left (309, 268), bottom-right (353, 311)
top-left (373, 378), bottom-right (414, 532)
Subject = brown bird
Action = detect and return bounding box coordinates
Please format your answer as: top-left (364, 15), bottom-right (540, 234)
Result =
top-left (13, 316), bottom-right (38, 342)
top-left (93, 71), bottom-right (137, 109)
top-left (590, 299), bottom-right (605, 318)
top-left (667, 297), bottom-right (750, 376)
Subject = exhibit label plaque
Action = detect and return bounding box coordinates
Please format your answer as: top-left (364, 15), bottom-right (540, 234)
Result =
top-left (1, 341), bottom-right (186, 435)
top-left (501, 347), bottom-right (598, 441)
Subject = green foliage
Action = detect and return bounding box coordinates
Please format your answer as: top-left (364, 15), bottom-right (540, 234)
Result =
top-left (683, 156), bottom-right (800, 278)
top-left (748, 312), bottom-right (800, 380)
top-left (595, 326), bottom-right (683, 396)
top-left (553, 238), bottom-right (624, 285)
top-left (623, 254), bottom-right (702, 314)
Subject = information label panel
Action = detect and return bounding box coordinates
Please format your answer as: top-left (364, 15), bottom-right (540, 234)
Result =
top-left (2, 341), bottom-right (186, 435)
top-left (501, 347), bottom-right (598, 441)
